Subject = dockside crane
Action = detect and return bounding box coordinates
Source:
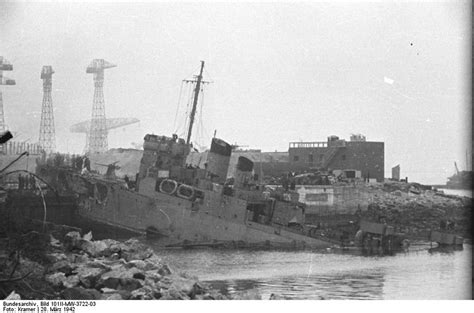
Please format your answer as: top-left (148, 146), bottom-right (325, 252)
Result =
top-left (0, 56), bottom-right (16, 154)
top-left (70, 117), bottom-right (140, 153)
top-left (38, 66), bottom-right (56, 154)
top-left (86, 59), bottom-right (117, 154)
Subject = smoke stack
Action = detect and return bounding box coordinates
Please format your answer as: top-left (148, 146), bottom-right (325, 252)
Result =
top-left (234, 156), bottom-right (254, 189)
top-left (206, 138), bottom-right (232, 184)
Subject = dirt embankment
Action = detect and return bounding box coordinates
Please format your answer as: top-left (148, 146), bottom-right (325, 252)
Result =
top-left (0, 223), bottom-right (263, 300)
top-left (359, 181), bottom-right (472, 239)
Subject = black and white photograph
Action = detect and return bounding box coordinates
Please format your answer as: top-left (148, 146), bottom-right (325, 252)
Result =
top-left (0, 0), bottom-right (472, 305)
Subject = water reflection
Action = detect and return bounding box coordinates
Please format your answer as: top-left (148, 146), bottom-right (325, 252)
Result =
top-left (206, 270), bottom-right (385, 299)
top-left (155, 244), bottom-right (471, 299)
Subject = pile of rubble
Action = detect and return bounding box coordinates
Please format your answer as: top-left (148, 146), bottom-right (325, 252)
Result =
top-left (361, 181), bottom-right (472, 239)
top-left (1, 230), bottom-right (263, 300)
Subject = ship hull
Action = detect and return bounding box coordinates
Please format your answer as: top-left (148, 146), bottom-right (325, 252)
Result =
top-left (73, 175), bottom-right (333, 249)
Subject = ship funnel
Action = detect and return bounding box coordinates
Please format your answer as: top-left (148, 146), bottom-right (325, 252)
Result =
top-left (206, 137), bottom-right (232, 184)
top-left (234, 156), bottom-right (254, 189)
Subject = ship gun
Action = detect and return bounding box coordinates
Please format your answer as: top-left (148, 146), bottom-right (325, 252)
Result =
top-left (95, 161), bottom-right (120, 179)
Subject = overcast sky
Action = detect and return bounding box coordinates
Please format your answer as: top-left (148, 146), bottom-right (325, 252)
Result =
top-left (0, 0), bottom-right (471, 184)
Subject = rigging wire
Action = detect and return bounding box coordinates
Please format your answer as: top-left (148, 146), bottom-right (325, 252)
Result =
top-left (192, 87), bottom-right (203, 147)
top-left (194, 88), bottom-right (202, 146)
top-left (172, 81), bottom-right (185, 133)
top-left (203, 67), bottom-right (214, 84)
top-left (202, 88), bottom-right (211, 139)
top-left (177, 82), bottom-right (193, 138)
top-left (183, 82), bottom-right (194, 137)
top-left (175, 64), bottom-right (200, 135)
top-left (184, 65), bottom-right (201, 82)
top-left (197, 87), bottom-right (210, 147)
top-left (175, 65), bottom-right (211, 142)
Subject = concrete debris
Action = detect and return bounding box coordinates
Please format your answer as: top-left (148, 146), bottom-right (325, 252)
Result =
top-left (157, 264), bottom-right (172, 276)
top-left (75, 266), bottom-right (107, 289)
top-left (168, 274), bottom-right (199, 298)
top-left (84, 260), bottom-right (111, 271)
top-left (230, 289), bottom-right (262, 300)
top-left (361, 181), bottom-right (471, 239)
top-left (98, 266), bottom-right (141, 287)
top-left (120, 239), bottom-right (154, 261)
top-left (45, 252), bottom-right (68, 264)
top-left (5, 291), bottom-right (21, 300)
top-left (45, 272), bottom-right (67, 288)
top-left (118, 277), bottom-right (144, 292)
top-left (130, 287), bottom-right (154, 300)
top-left (0, 226), bottom-right (230, 300)
top-left (109, 253), bottom-right (120, 260)
top-left (100, 287), bottom-right (118, 294)
top-left (160, 287), bottom-right (191, 300)
top-left (50, 235), bottom-right (62, 248)
top-left (195, 291), bottom-right (228, 300)
top-left (145, 270), bottom-right (163, 283)
top-left (83, 231), bottom-right (93, 241)
top-left (127, 259), bottom-right (147, 270)
top-left (100, 239), bottom-right (122, 254)
top-left (63, 275), bottom-right (80, 289)
top-left (49, 260), bottom-right (75, 275)
top-left (63, 231), bottom-right (82, 251)
top-left (269, 293), bottom-right (285, 300)
top-left (60, 287), bottom-right (102, 300)
top-left (78, 240), bottom-right (110, 257)
top-left (101, 292), bottom-right (123, 300)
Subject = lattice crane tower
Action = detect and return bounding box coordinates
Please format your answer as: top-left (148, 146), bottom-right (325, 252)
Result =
top-left (0, 56), bottom-right (15, 134)
top-left (86, 59), bottom-right (116, 153)
top-left (38, 66), bottom-right (56, 153)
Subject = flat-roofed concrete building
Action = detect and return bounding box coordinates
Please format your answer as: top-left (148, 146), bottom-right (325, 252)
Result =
top-left (392, 164), bottom-right (400, 181)
top-left (288, 134), bottom-right (384, 182)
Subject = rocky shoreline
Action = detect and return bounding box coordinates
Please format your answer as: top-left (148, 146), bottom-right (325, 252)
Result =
top-left (361, 181), bottom-right (472, 240)
top-left (0, 226), bottom-right (262, 300)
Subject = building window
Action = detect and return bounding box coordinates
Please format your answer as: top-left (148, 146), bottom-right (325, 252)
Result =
top-left (293, 155), bottom-right (299, 162)
top-left (308, 154), bottom-right (313, 163)
top-left (319, 154), bottom-right (324, 161)
top-left (342, 155), bottom-right (346, 161)
top-left (345, 170), bottom-right (355, 178)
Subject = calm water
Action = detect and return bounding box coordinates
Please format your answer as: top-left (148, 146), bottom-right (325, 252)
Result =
top-left (152, 244), bottom-right (472, 300)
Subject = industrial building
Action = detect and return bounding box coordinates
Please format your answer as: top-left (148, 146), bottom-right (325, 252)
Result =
top-left (288, 134), bottom-right (384, 182)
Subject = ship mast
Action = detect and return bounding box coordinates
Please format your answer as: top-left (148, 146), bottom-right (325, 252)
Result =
top-left (186, 61), bottom-right (205, 145)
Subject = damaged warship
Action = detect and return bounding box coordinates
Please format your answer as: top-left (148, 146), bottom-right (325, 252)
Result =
top-left (40, 62), bottom-right (335, 249)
